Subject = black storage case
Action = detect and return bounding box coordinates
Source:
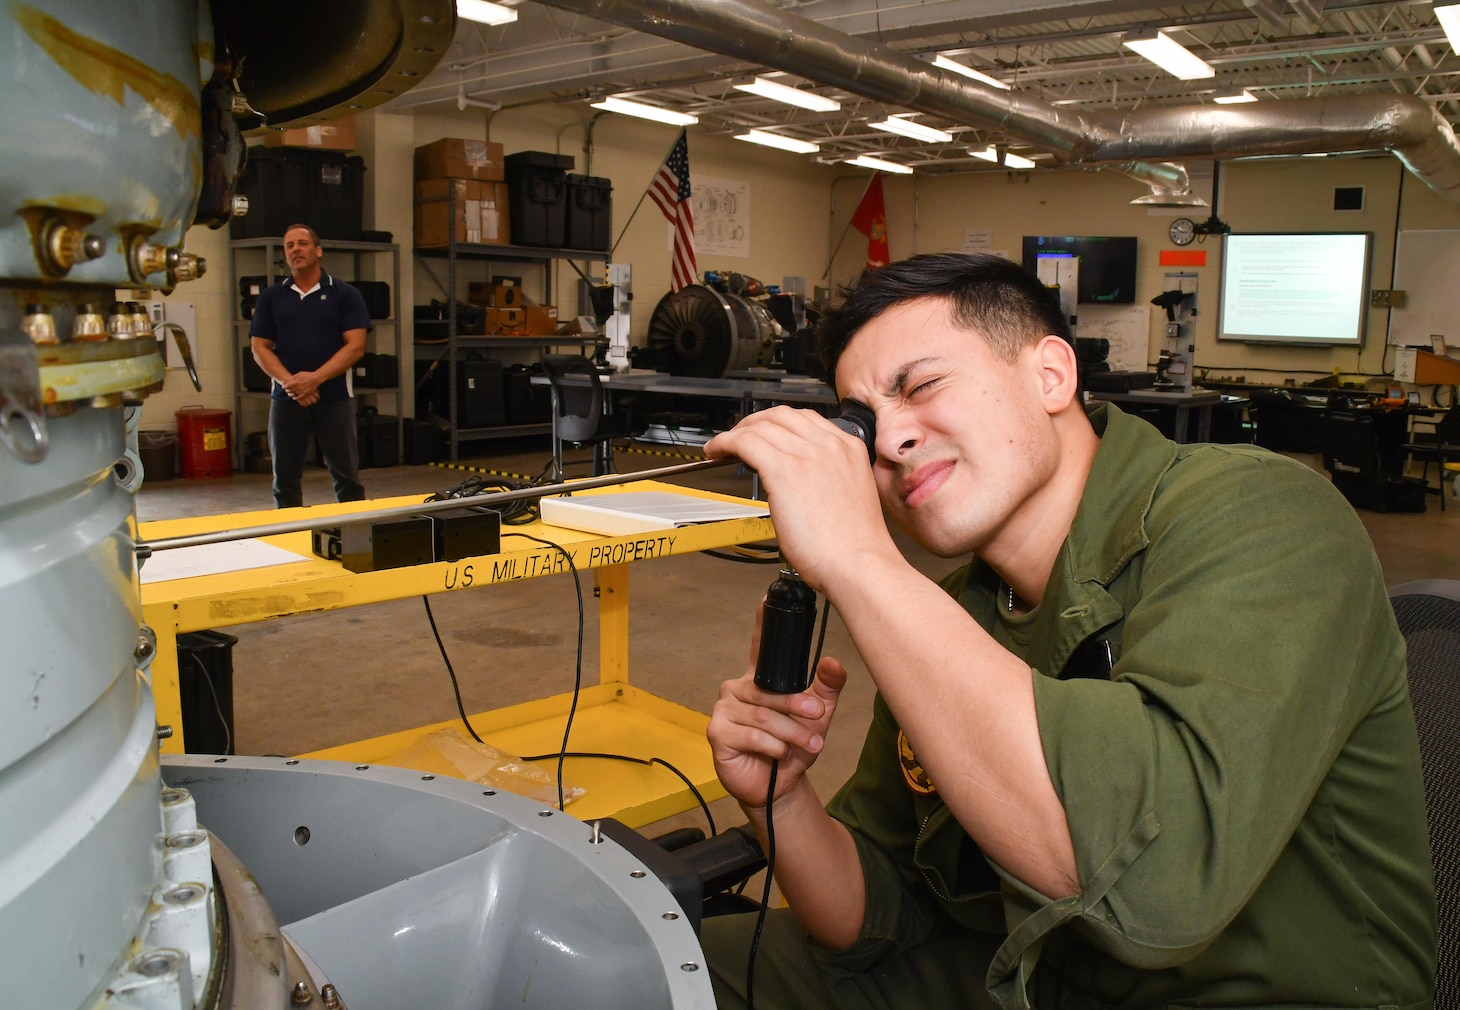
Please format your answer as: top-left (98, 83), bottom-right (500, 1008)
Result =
top-left (504, 363), bottom-right (535, 424)
top-left (505, 151), bottom-right (574, 247)
top-left (350, 280), bottom-right (392, 319)
top-left (356, 408), bottom-right (400, 468)
top-left (415, 358), bottom-right (449, 419)
top-left (353, 352), bottom-right (398, 389)
top-left (238, 275), bottom-right (268, 298)
top-left (403, 418), bottom-right (447, 464)
top-left (230, 147), bottom-right (365, 240)
top-left (176, 630), bottom-right (237, 755)
top-left (565, 174), bottom-right (612, 251)
top-left (241, 346), bottom-right (271, 392)
top-left (457, 358), bottom-right (506, 428)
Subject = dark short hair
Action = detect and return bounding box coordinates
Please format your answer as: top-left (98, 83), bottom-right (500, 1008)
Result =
top-left (817, 252), bottom-right (1072, 382)
top-left (283, 223), bottom-right (320, 246)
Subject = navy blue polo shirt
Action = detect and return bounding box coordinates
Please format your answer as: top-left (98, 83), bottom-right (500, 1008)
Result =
top-left (250, 270), bottom-right (372, 403)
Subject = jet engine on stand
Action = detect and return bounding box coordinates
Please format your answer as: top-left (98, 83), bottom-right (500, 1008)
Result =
top-left (0, 4), bottom-right (713, 1008)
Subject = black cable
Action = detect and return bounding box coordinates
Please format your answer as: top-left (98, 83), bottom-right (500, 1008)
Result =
top-left (747, 759), bottom-right (779, 1010)
top-left (519, 750), bottom-right (716, 837)
top-left (422, 594), bottom-right (485, 745)
top-left (746, 599), bottom-right (834, 1010)
top-left (424, 474), bottom-right (541, 524)
top-left (702, 548), bottom-right (785, 565)
top-left (187, 652), bottom-right (232, 756)
top-left (504, 532), bottom-right (584, 813)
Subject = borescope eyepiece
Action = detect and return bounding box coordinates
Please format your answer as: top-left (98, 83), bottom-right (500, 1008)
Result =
top-left (829, 399), bottom-right (876, 465)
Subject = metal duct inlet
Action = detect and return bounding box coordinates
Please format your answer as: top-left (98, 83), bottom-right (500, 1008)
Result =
top-left (646, 284), bottom-right (777, 377)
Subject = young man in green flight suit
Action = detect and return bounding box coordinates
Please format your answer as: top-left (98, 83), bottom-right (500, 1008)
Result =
top-left (700, 252), bottom-right (1436, 1008)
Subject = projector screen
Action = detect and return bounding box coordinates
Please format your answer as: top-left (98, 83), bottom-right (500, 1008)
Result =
top-left (1216, 232), bottom-right (1372, 347)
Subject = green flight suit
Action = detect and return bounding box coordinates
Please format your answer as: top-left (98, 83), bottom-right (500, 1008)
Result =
top-left (703, 404), bottom-right (1435, 1009)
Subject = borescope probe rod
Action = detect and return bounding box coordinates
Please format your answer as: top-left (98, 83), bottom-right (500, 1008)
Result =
top-left (137, 456), bottom-right (740, 554)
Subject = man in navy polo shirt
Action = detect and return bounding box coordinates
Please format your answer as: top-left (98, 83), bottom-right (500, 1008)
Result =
top-left (250, 223), bottom-right (371, 507)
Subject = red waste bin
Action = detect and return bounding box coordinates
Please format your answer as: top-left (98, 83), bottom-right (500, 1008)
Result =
top-left (174, 407), bottom-right (232, 478)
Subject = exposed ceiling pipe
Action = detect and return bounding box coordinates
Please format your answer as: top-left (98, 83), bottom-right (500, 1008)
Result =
top-left (458, 83), bottom-right (502, 112)
top-left (534, 0), bottom-right (1460, 204)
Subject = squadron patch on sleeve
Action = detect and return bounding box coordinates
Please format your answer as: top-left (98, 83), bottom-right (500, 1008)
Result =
top-left (897, 728), bottom-right (937, 795)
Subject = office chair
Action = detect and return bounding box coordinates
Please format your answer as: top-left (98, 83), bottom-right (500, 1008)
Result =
top-left (540, 354), bottom-right (634, 481)
top-left (1391, 579), bottom-right (1460, 1009)
top-left (1402, 407), bottom-right (1460, 512)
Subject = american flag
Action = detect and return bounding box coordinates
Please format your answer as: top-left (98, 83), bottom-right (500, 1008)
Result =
top-left (647, 130), bottom-right (697, 292)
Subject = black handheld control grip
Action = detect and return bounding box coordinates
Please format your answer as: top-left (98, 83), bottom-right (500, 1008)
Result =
top-left (754, 571), bottom-right (819, 693)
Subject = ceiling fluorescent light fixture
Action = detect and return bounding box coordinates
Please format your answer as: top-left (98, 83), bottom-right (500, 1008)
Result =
top-left (869, 116), bottom-right (953, 143)
top-left (847, 155), bottom-right (914, 174)
top-left (732, 76), bottom-right (840, 112)
top-left (1213, 87), bottom-right (1258, 103)
top-left (457, 0), bottom-right (518, 25)
top-left (968, 146), bottom-right (1035, 169)
top-left (1122, 29), bottom-right (1215, 80)
top-left (736, 129), bottom-right (819, 154)
top-left (590, 96), bottom-right (698, 126)
top-left (1437, 4), bottom-right (1460, 51)
top-left (932, 54), bottom-right (1011, 90)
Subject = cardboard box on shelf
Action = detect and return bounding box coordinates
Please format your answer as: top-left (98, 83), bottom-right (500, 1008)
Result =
top-left (414, 138), bottom-right (506, 182)
top-left (494, 307), bottom-right (527, 334)
top-left (262, 117), bottom-right (357, 150)
top-left (467, 281), bottom-right (524, 307)
top-left (414, 179), bottom-right (509, 248)
top-left (524, 305), bottom-right (559, 335)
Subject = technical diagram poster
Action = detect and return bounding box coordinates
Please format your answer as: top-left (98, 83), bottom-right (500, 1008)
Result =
top-left (692, 175), bottom-right (750, 258)
top-left (1077, 304), bottom-right (1151, 372)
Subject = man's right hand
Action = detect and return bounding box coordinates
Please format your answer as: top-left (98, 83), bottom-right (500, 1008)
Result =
top-left (707, 607), bottom-right (849, 810)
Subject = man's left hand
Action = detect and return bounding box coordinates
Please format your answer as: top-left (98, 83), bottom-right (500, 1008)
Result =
top-left (706, 406), bottom-right (889, 590)
top-left (282, 371), bottom-right (321, 401)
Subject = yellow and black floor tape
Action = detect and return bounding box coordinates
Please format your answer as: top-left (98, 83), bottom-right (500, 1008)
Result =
top-left (616, 444), bottom-right (707, 463)
top-left (427, 460), bottom-right (540, 484)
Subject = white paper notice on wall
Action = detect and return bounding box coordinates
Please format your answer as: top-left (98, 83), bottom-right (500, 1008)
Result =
top-left (692, 175), bottom-right (750, 257)
top-left (1077, 304), bottom-right (1151, 372)
top-left (962, 229), bottom-right (994, 254)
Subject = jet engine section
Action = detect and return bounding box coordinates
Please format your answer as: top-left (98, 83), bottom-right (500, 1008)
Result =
top-left (645, 283), bottom-right (780, 378)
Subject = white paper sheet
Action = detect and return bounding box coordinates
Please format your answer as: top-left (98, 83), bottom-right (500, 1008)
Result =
top-left (139, 538), bottom-right (308, 584)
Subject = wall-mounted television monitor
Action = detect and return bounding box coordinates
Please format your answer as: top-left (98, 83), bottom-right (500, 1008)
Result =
top-left (1021, 235), bottom-right (1138, 304)
top-left (1216, 232), bottom-right (1372, 347)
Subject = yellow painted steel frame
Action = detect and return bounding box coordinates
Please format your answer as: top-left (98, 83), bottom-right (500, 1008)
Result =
top-left (139, 480), bottom-right (775, 825)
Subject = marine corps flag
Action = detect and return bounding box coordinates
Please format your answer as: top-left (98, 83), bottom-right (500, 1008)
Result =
top-left (849, 172), bottom-right (889, 268)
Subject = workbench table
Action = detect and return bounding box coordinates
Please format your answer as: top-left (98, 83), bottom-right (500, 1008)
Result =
top-left (138, 480), bottom-right (775, 826)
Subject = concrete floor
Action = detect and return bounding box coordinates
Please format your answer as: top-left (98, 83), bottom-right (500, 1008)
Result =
top-left (136, 433), bottom-right (1459, 845)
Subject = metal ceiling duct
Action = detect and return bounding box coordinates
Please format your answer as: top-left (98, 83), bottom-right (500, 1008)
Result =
top-left (535, 0), bottom-right (1460, 204)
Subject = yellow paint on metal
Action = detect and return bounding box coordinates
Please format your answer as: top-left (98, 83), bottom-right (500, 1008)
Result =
top-left (139, 481), bottom-right (773, 783)
top-left (14, 4), bottom-right (200, 140)
top-left (596, 565), bottom-right (629, 685)
top-left (36, 339), bottom-right (165, 404)
top-left (303, 684), bottom-right (726, 826)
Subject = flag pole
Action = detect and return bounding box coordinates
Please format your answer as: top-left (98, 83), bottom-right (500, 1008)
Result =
top-left (821, 173), bottom-right (879, 279)
top-left (610, 129), bottom-right (688, 255)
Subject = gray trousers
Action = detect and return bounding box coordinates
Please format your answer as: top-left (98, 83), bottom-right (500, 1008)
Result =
top-left (267, 397), bottom-right (364, 508)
